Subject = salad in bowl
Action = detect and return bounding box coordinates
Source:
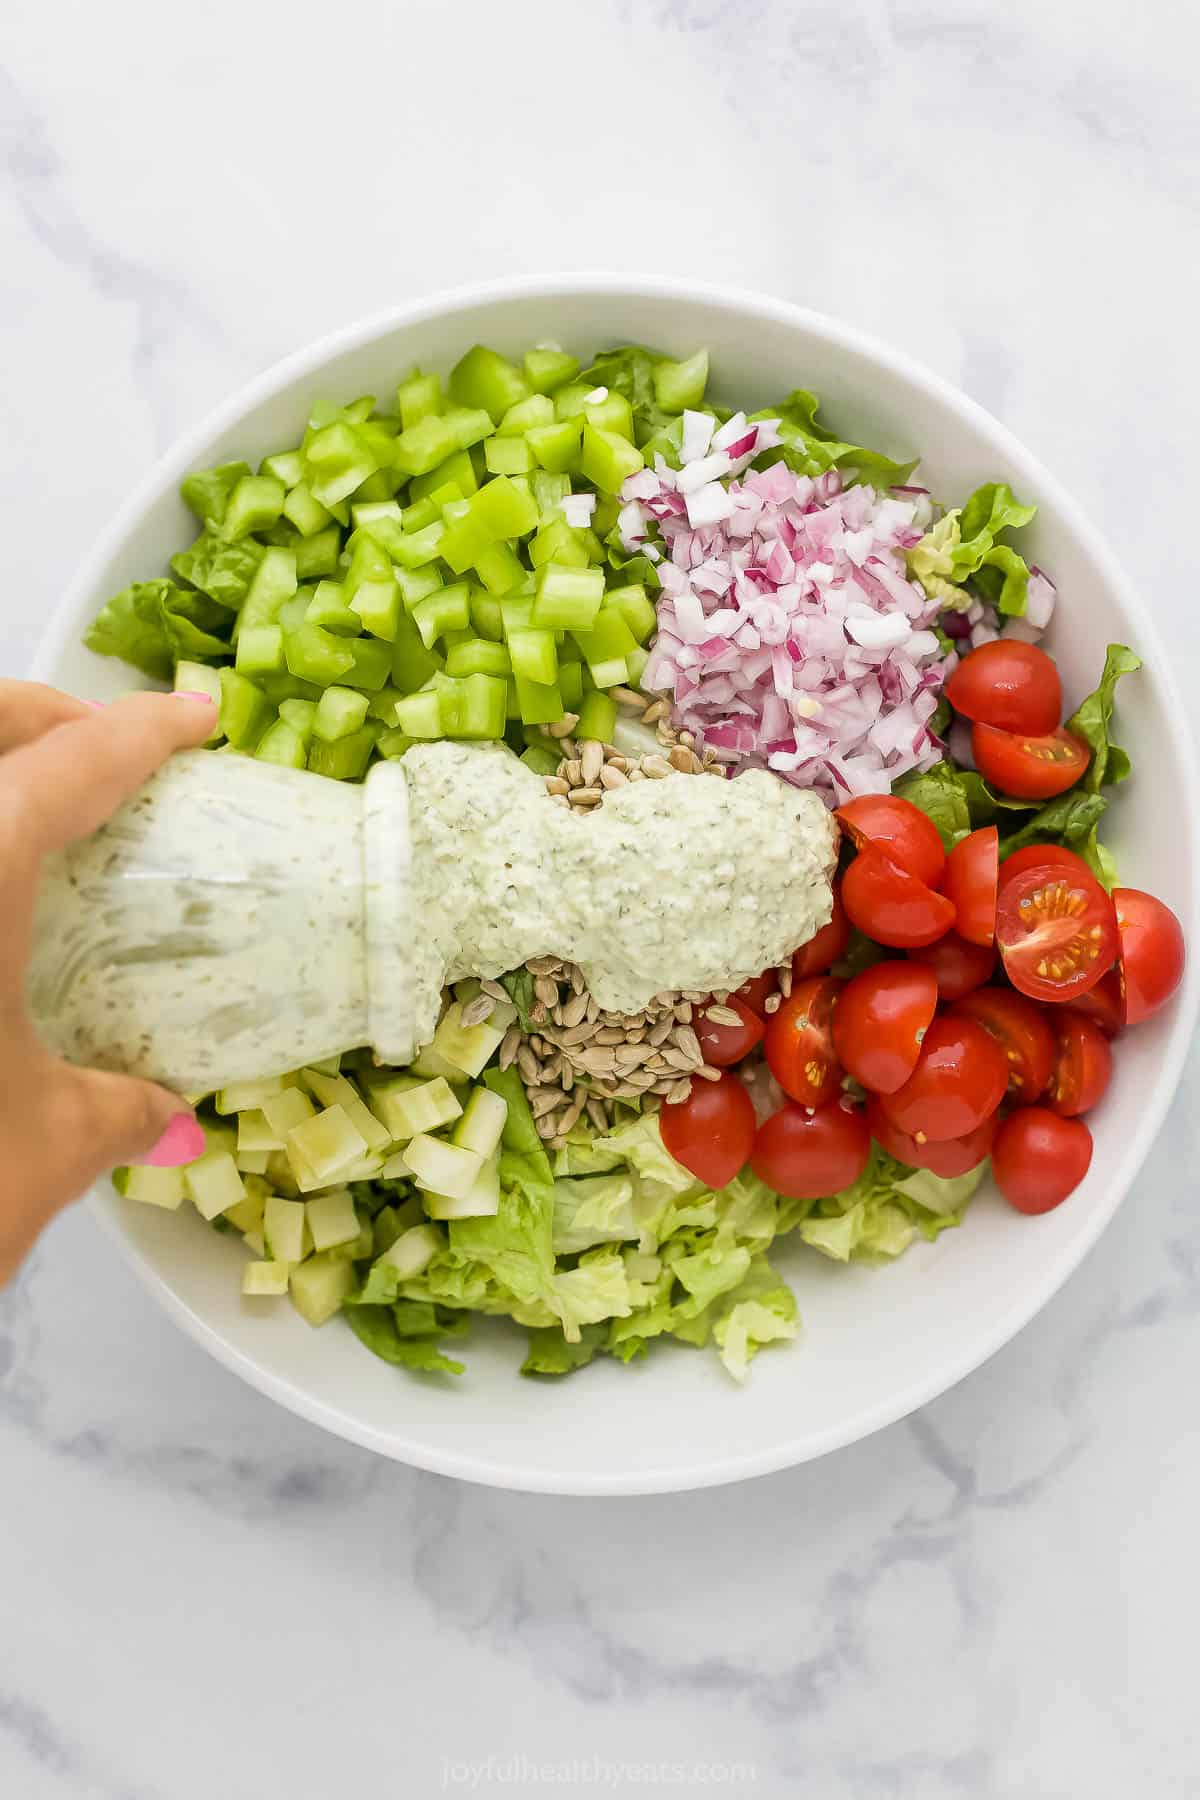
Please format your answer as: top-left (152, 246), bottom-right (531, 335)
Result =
top-left (80, 330), bottom-right (1186, 1392)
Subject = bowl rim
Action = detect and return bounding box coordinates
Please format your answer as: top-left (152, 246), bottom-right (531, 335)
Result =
top-left (34, 271), bottom-right (1200, 1495)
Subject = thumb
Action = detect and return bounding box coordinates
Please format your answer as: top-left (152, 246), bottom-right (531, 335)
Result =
top-left (60, 1066), bottom-right (206, 1188)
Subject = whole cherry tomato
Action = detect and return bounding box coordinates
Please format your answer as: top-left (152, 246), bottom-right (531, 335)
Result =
top-left (750, 1099), bottom-right (871, 1200)
top-left (941, 826), bottom-right (998, 946)
top-left (866, 1094), bottom-right (997, 1178)
top-left (792, 883), bottom-right (851, 979)
top-left (1046, 1012), bottom-right (1113, 1117)
top-left (1112, 888), bottom-right (1186, 1024)
top-left (736, 969), bottom-right (778, 1017)
top-left (952, 987), bottom-right (1056, 1099)
top-left (660, 1072), bottom-right (756, 1189)
top-left (908, 931), bottom-right (996, 1001)
top-left (991, 1109), bottom-right (1093, 1214)
top-left (944, 640), bottom-right (1063, 734)
top-left (972, 724), bottom-right (1090, 801)
top-left (878, 1015), bottom-right (1008, 1143)
top-left (832, 962), bottom-right (938, 1094)
top-left (842, 847), bottom-right (956, 949)
top-left (764, 976), bottom-right (843, 1107)
top-left (835, 794), bottom-right (946, 888)
top-left (696, 994), bottom-right (765, 1068)
top-left (995, 861), bottom-right (1118, 1004)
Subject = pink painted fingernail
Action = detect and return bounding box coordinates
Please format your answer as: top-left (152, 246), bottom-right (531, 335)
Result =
top-left (136, 1113), bottom-right (207, 1168)
top-left (170, 690), bottom-right (217, 705)
top-left (85, 699), bottom-right (106, 710)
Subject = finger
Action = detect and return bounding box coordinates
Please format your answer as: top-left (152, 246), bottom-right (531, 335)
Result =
top-left (0, 1063), bottom-right (204, 1288)
top-left (0, 680), bottom-right (94, 754)
top-left (48, 1065), bottom-right (205, 1193)
top-left (0, 689), bottom-right (217, 860)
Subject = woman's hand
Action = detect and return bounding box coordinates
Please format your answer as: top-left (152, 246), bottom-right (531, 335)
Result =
top-left (1, 680), bottom-right (218, 1285)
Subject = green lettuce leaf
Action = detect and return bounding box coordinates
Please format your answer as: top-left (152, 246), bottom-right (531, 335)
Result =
top-left (892, 762), bottom-right (975, 849)
top-left (761, 390), bottom-right (917, 490)
top-left (84, 579), bottom-right (232, 681)
top-left (998, 789), bottom-right (1109, 857)
top-left (592, 1113), bottom-right (697, 1200)
top-left (552, 1172), bottom-right (639, 1254)
top-left (450, 1150), bottom-right (558, 1313)
top-left (521, 1323), bottom-right (607, 1377)
top-left (180, 461), bottom-right (252, 530)
top-left (343, 1303), bottom-right (464, 1375)
top-left (171, 531), bottom-right (264, 609)
top-left (1065, 643), bottom-right (1141, 792)
top-left (908, 481), bottom-right (1037, 615)
top-left (553, 1246), bottom-right (634, 1341)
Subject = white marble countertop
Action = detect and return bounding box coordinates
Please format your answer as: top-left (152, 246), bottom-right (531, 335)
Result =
top-left (3, 2), bottom-right (1199, 1793)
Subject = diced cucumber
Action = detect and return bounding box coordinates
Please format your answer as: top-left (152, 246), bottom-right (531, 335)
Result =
top-left (216, 1075), bottom-right (286, 1115)
top-left (173, 662), bottom-right (224, 741)
top-left (265, 1150), bottom-right (301, 1197)
top-left (444, 638), bottom-right (511, 679)
top-left (235, 1149), bottom-right (270, 1174)
top-left (286, 1104), bottom-right (368, 1186)
top-left (222, 473), bottom-right (285, 542)
top-left (523, 347), bottom-right (581, 394)
top-left (254, 718), bottom-right (307, 769)
top-left (473, 540), bottom-right (525, 596)
top-left (508, 628), bottom-right (559, 686)
top-left (396, 369), bottom-right (443, 429)
top-left (263, 1193), bottom-right (307, 1263)
top-left (182, 460), bottom-right (252, 527)
top-left (289, 1253), bottom-right (355, 1327)
top-left (404, 1135), bottom-right (483, 1201)
top-left (575, 689), bottom-right (618, 743)
top-left (409, 448), bottom-right (479, 502)
top-left (451, 1087), bottom-right (508, 1159)
top-left (343, 637), bottom-right (392, 692)
top-left (218, 668), bottom-right (272, 750)
top-left (373, 1197), bottom-right (423, 1255)
top-left (422, 1152), bottom-right (501, 1220)
top-left (379, 1149), bottom-right (412, 1181)
top-left (606, 582), bottom-right (657, 645)
top-left (306, 581), bottom-right (362, 635)
top-left (484, 435), bottom-right (535, 476)
top-left (351, 576), bottom-right (402, 641)
top-left (184, 1150), bottom-right (246, 1222)
top-left (260, 1085), bottom-right (316, 1138)
top-left (580, 422), bottom-right (644, 493)
top-left (278, 698), bottom-right (317, 745)
top-left (428, 999), bottom-right (518, 1080)
top-left (449, 345), bottom-right (530, 422)
top-left (307, 726), bottom-right (377, 779)
top-left (654, 349), bottom-right (709, 412)
top-left (498, 394), bottom-right (555, 435)
top-left (305, 1187), bottom-right (360, 1252)
top-left (295, 523), bottom-right (342, 579)
top-left (236, 1111), bottom-right (280, 1157)
top-left (243, 1260), bottom-right (291, 1297)
top-left (394, 691), bottom-right (442, 739)
top-left (285, 622), bottom-right (357, 687)
top-left (301, 1070), bottom-right (391, 1151)
top-left (366, 1073), bottom-right (462, 1141)
top-left (239, 546), bottom-right (298, 633)
top-left (312, 685), bottom-right (370, 743)
top-left (123, 1165), bottom-right (186, 1210)
top-left (513, 674), bottom-right (565, 725)
top-left (225, 1186), bottom-right (267, 1235)
top-left (377, 1222), bottom-right (444, 1278)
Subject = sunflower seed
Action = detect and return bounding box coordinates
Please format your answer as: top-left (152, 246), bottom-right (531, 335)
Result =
top-left (667, 1078), bottom-right (694, 1103)
top-left (672, 1024), bottom-right (703, 1063)
top-left (668, 746), bottom-right (695, 773)
top-left (546, 713), bottom-right (581, 738)
top-left (543, 775), bottom-right (570, 796)
top-left (535, 1113), bottom-right (560, 1139)
top-left (585, 1097), bottom-right (610, 1132)
top-left (662, 1046), bottom-right (699, 1072)
top-left (641, 700), bottom-right (668, 724)
top-left (550, 792), bottom-right (570, 807)
top-left (460, 993), bottom-right (495, 1028)
top-left (570, 964), bottom-right (586, 995)
top-left (705, 1005), bottom-right (743, 1027)
top-left (564, 759), bottom-right (583, 786)
top-left (530, 1087), bottom-right (562, 1118)
top-left (481, 978), bottom-right (510, 1002)
top-left (648, 1018), bottom-right (674, 1046)
top-left (764, 993), bottom-right (782, 1014)
top-left (529, 1001), bottom-right (548, 1025)
top-left (613, 686), bottom-right (645, 709)
top-left (499, 1026), bottom-right (522, 1069)
top-left (600, 764), bottom-right (628, 789)
top-left (778, 965), bottom-right (793, 998)
top-left (559, 990), bottom-right (589, 1028)
top-left (641, 754), bottom-right (674, 779)
top-left (581, 740), bottom-right (604, 785)
top-left (534, 975), bottom-right (560, 1009)
top-left (517, 1046), bottom-right (543, 1084)
top-left (695, 1063), bottom-right (723, 1081)
top-left (527, 956), bottom-right (562, 976)
top-left (576, 1046), bottom-right (619, 1076)
top-left (627, 767), bottom-right (646, 780)
top-left (559, 1021), bottom-right (596, 1047)
top-left (568, 786), bottom-right (603, 807)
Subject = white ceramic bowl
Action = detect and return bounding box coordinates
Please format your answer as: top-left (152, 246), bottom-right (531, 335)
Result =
top-left (34, 275), bottom-right (1200, 1495)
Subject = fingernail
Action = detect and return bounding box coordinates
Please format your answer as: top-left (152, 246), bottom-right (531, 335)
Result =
top-left (84, 699), bottom-right (106, 710)
top-left (135, 1113), bottom-right (206, 1168)
top-left (170, 691), bottom-right (217, 705)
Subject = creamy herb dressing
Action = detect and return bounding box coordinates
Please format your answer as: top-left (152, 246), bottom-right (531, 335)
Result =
top-left (29, 743), bottom-right (837, 1092)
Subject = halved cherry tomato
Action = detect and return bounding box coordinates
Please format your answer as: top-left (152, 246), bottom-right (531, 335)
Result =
top-left (792, 884), bottom-right (851, 979)
top-left (972, 723), bottom-right (1090, 801)
top-left (1113, 888), bottom-right (1186, 1024)
top-left (660, 1071), bottom-right (756, 1189)
top-left (1046, 1012), bottom-right (1113, 1117)
top-left (944, 640), bottom-right (1063, 734)
top-left (750, 1099), bottom-right (871, 1199)
top-left (835, 795), bottom-right (946, 888)
top-left (842, 847), bottom-right (956, 949)
top-left (695, 994), bottom-right (765, 1068)
top-left (908, 931), bottom-right (996, 1001)
top-left (764, 976), bottom-right (843, 1107)
top-left (940, 826), bottom-right (998, 946)
top-left (991, 1109), bottom-right (1092, 1213)
top-left (999, 843), bottom-right (1094, 888)
top-left (879, 1015), bottom-right (1008, 1142)
top-left (832, 962), bottom-right (938, 1095)
top-left (1069, 968), bottom-right (1125, 1036)
top-left (735, 969), bottom-right (778, 1017)
top-left (952, 987), bottom-right (1056, 1099)
top-left (866, 1094), bottom-right (997, 1178)
top-left (995, 862), bottom-right (1118, 1003)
